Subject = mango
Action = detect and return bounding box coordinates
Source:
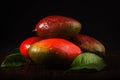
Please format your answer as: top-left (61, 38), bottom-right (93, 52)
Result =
top-left (71, 34), bottom-right (106, 56)
top-left (28, 38), bottom-right (82, 69)
top-left (34, 15), bottom-right (82, 39)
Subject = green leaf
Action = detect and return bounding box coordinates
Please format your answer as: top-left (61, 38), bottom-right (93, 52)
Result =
top-left (1, 48), bottom-right (26, 68)
top-left (8, 48), bottom-right (20, 53)
top-left (70, 52), bottom-right (107, 71)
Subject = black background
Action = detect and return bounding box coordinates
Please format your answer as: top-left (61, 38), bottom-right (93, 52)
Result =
top-left (0, 1), bottom-right (120, 53)
top-left (0, 1), bottom-right (120, 80)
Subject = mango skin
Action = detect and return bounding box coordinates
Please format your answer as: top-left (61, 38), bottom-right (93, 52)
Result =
top-left (19, 36), bottom-right (43, 59)
top-left (71, 34), bottom-right (106, 56)
top-left (28, 38), bottom-right (81, 69)
top-left (34, 15), bottom-right (82, 39)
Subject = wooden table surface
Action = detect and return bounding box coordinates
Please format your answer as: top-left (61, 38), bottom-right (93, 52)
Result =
top-left (0, 52), bottom-right (120, 80)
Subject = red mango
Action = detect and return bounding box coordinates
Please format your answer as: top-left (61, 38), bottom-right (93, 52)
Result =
top-left (28, 38), bottom-right (82, 69)
top-left (34, 15), bottom-right (82, 39)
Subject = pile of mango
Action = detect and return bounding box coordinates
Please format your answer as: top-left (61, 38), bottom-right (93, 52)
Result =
top-left (19, 15), bottom-right (106, 69)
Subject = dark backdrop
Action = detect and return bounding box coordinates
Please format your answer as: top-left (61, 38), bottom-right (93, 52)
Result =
top-left (0, 1), bottom-right (120, 53)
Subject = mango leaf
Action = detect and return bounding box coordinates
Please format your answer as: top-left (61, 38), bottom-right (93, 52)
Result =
top-left (69, 52), bottom-right (106, 71)
top-left (1, 48), bottom-right (26, 68)
top-left (8, 48), bottom-right (20, 53)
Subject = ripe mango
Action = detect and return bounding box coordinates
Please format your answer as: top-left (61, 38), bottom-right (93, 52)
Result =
top-left (28, 38), bottom-right (82, 69)
top-left (71, 34), bottom-right (105, 56)
top-left (34, 15), bottom-right (82, 39)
